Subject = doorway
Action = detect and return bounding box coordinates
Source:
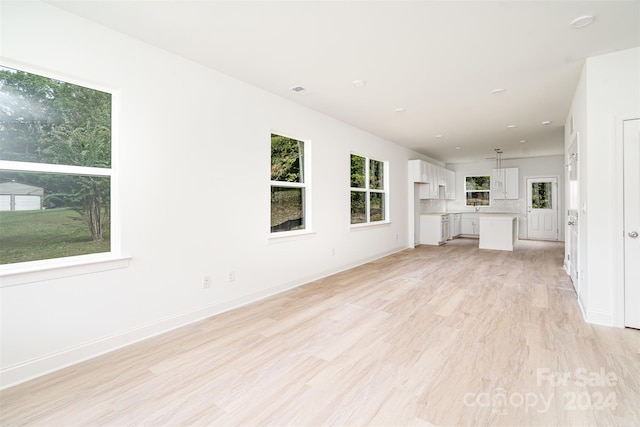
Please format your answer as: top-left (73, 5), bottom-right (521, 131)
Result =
top-left (624, 118), bottom-right (640, 329)
top-left (527, 177), bottom-right (559, 240)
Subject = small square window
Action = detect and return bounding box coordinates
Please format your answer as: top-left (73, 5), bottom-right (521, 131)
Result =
top-left (465, 175), bottom-right (491, 207)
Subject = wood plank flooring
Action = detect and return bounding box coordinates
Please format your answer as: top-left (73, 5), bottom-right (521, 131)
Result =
top-left (2, 239), bottom-right (640, 426)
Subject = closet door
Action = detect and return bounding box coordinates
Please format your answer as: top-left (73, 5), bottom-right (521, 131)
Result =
top-left (624, 119), bottom-right (640, 329)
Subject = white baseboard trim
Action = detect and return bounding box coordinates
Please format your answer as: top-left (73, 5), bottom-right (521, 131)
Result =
top-left (576, 295), bottom-right (588, 323)
top-left (0, 245), bottom-right (407, 390)
top-left (585, 309), bottom-right (615, 327)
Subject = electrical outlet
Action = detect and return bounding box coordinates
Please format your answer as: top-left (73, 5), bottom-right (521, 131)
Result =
top-left (203, 275), bottom-right (211, 288)
top-left (227, 271), bottom-right (235, 282)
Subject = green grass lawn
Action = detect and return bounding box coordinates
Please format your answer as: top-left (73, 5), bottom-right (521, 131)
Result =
top-left (0, 208), bottom-right (110, 264)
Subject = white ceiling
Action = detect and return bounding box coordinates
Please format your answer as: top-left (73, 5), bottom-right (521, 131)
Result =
top-left (48, 1), bottom-right (640, 164)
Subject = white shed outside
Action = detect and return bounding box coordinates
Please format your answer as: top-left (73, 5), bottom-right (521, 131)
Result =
top-left (0, 181), bottom-right (44, 211)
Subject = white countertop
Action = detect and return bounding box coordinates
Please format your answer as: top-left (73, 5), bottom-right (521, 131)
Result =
top-left (421, 211), bottom-right (518, 217)
top-left (479, 214), bottom-right (517, 220)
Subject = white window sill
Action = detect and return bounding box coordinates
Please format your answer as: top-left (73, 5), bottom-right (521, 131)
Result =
top-left (350, 221), bottom-right (392, 231)
top-left (0, 254), bottom-right (132, 287)
top-left (268, 229), bottom-right (316, 243)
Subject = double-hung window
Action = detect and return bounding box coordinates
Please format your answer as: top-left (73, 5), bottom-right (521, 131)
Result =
top-left (0, 65), bottom-right (114, 266)
top-left (270, 133), bottom-right (310, 234)
top-left (465, 175), bottom-right (491, 207)
top-left (350, 154), bottom-right (388, 225)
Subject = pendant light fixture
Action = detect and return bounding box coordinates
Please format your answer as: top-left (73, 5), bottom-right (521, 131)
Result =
top-left (494, 148), bottom-right (504, 192)
top-left (494, 148), bottom-right (503, 170)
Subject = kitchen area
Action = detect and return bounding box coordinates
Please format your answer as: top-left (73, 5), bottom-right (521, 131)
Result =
top-left (419, 211), bottom-right (517, 251)
top-left (408, 156), bottom-right (564, 251)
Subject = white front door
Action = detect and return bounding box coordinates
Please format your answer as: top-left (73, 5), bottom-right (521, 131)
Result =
top-left (624, 119), bottom-right (640, 329)
top-left (527, 177), bottom-right (558, 240)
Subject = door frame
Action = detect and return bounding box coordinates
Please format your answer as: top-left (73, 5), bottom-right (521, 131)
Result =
top-left (525, 175), bottom-right (560, 241)
top-left (566, 133), bottom-right (579, 292)
top-left (614, 114), bottom-right (640, 327)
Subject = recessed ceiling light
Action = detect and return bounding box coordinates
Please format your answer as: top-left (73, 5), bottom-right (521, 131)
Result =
top-left (491, 88), bottom-right (506, 94)
top-left (542, 120), bottom-right (552, 125)
top-left (394, 108), bottom-right (406, 113)
top-left (455, 146), bottom-right (461, 150)
top-left (291, 85), bottom-right (306, 93)
top-left (507, 125), bottom-right (517, 129)
top-left (435, 134), bottom-right (444, 138)
top-left (352, 80), bottom-right (366, 88)
top-left (571, 15), bottom-right (594, 29)
top-left (520, 140), bottom-right (527, 144)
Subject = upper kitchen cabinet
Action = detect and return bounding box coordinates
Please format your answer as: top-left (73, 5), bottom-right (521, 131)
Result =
top-left (427, 163), bottom-right (440, 199)
top-left (409, 159), bottom-right (428, 183)
top-left (492, 167), bottom-right (519, 200)
top-left (409, 159), bottom-right (456, 200)
top-left (445, 169), bottom-right (456, 200)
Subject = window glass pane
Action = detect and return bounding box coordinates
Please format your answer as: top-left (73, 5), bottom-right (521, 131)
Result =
top-left (350, 154), bottom-right (365, 188)
top-left (271, 134), bottom-right (304, 183)
top-left (466, 191), bottom-right (490, 206)
top-left (0, 66), bottom-right (112, 167)
top-left (465, 176), bottom-right (490, 191)
top-left (270, 186), bottom-right (304, 232)
top-left (350, 191), bottom-right (366, 224)
top-left (369, 159), bottom-right (384, 190)
top-left (532, 182), bottom-right (553, 209)
top-left (0, 171), bottom-right (110, 264)
top-left (369, 192), bottom-right (385, 222)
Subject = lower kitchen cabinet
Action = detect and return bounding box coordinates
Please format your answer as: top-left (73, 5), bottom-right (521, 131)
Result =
top-left (420, 214), bottom-right (450, 245)
top-left (460, 214), bottom-right (479, 236)
top-left (450, 213), bottom-right (461, 238)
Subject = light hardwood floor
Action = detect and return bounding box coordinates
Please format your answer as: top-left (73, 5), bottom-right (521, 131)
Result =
top-left (1, 239), bottom-right (639, 426)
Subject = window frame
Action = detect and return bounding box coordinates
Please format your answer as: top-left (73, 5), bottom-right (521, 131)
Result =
top-left (350, 153), bottom-right (389, 227)
top-left (0, 62), bottom-right (128, 286)
top-left (269, 132), bottom-right (312, 238)
top-left (464, 175), bottom-right (491, 207)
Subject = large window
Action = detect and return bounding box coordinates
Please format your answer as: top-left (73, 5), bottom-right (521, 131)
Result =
top-left (350, 154), bottom-right (387, 225)
top-left (465, 175), bottom-right (491, 207)
top-left (0, 66), bottom-right (113, 265)
top-left (270, 133), bottom-right (310, 234)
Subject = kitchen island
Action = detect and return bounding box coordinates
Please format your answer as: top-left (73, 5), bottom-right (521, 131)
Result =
top-left (478, 214), bottom-right (517, 251)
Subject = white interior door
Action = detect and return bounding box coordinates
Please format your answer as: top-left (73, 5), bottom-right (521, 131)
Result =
top-left (624, 119), bottom-right (640, 329)
top-left (527, 177), bottom-right (558, 240)
top-left (567, 135), bottom-right (579, 291)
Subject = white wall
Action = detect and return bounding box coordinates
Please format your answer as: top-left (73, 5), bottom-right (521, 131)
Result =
top-left (445, 156), bottom-right (565, 240)
top-left (566, 47), bottom-right (640, 326)
top-left (0, 1), bottom-right (422, 387)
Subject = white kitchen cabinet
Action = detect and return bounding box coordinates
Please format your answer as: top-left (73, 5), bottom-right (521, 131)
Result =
top-left (409, 160), bottom-right (456, 200)
top-left (428, 163), bottom-right (439, 198)
top-left (450, 213), bottom-right (461, 238)
top-left (409, 160), bottom-right (423, 182)
top-left (492, 167), bottom-right (519, 200)
top-left (461, 213), bottom-right (479, 236)
top-left (420, 214), bottom-right (449, 245)
top-left (445, 169), bottom-right (456, 200)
